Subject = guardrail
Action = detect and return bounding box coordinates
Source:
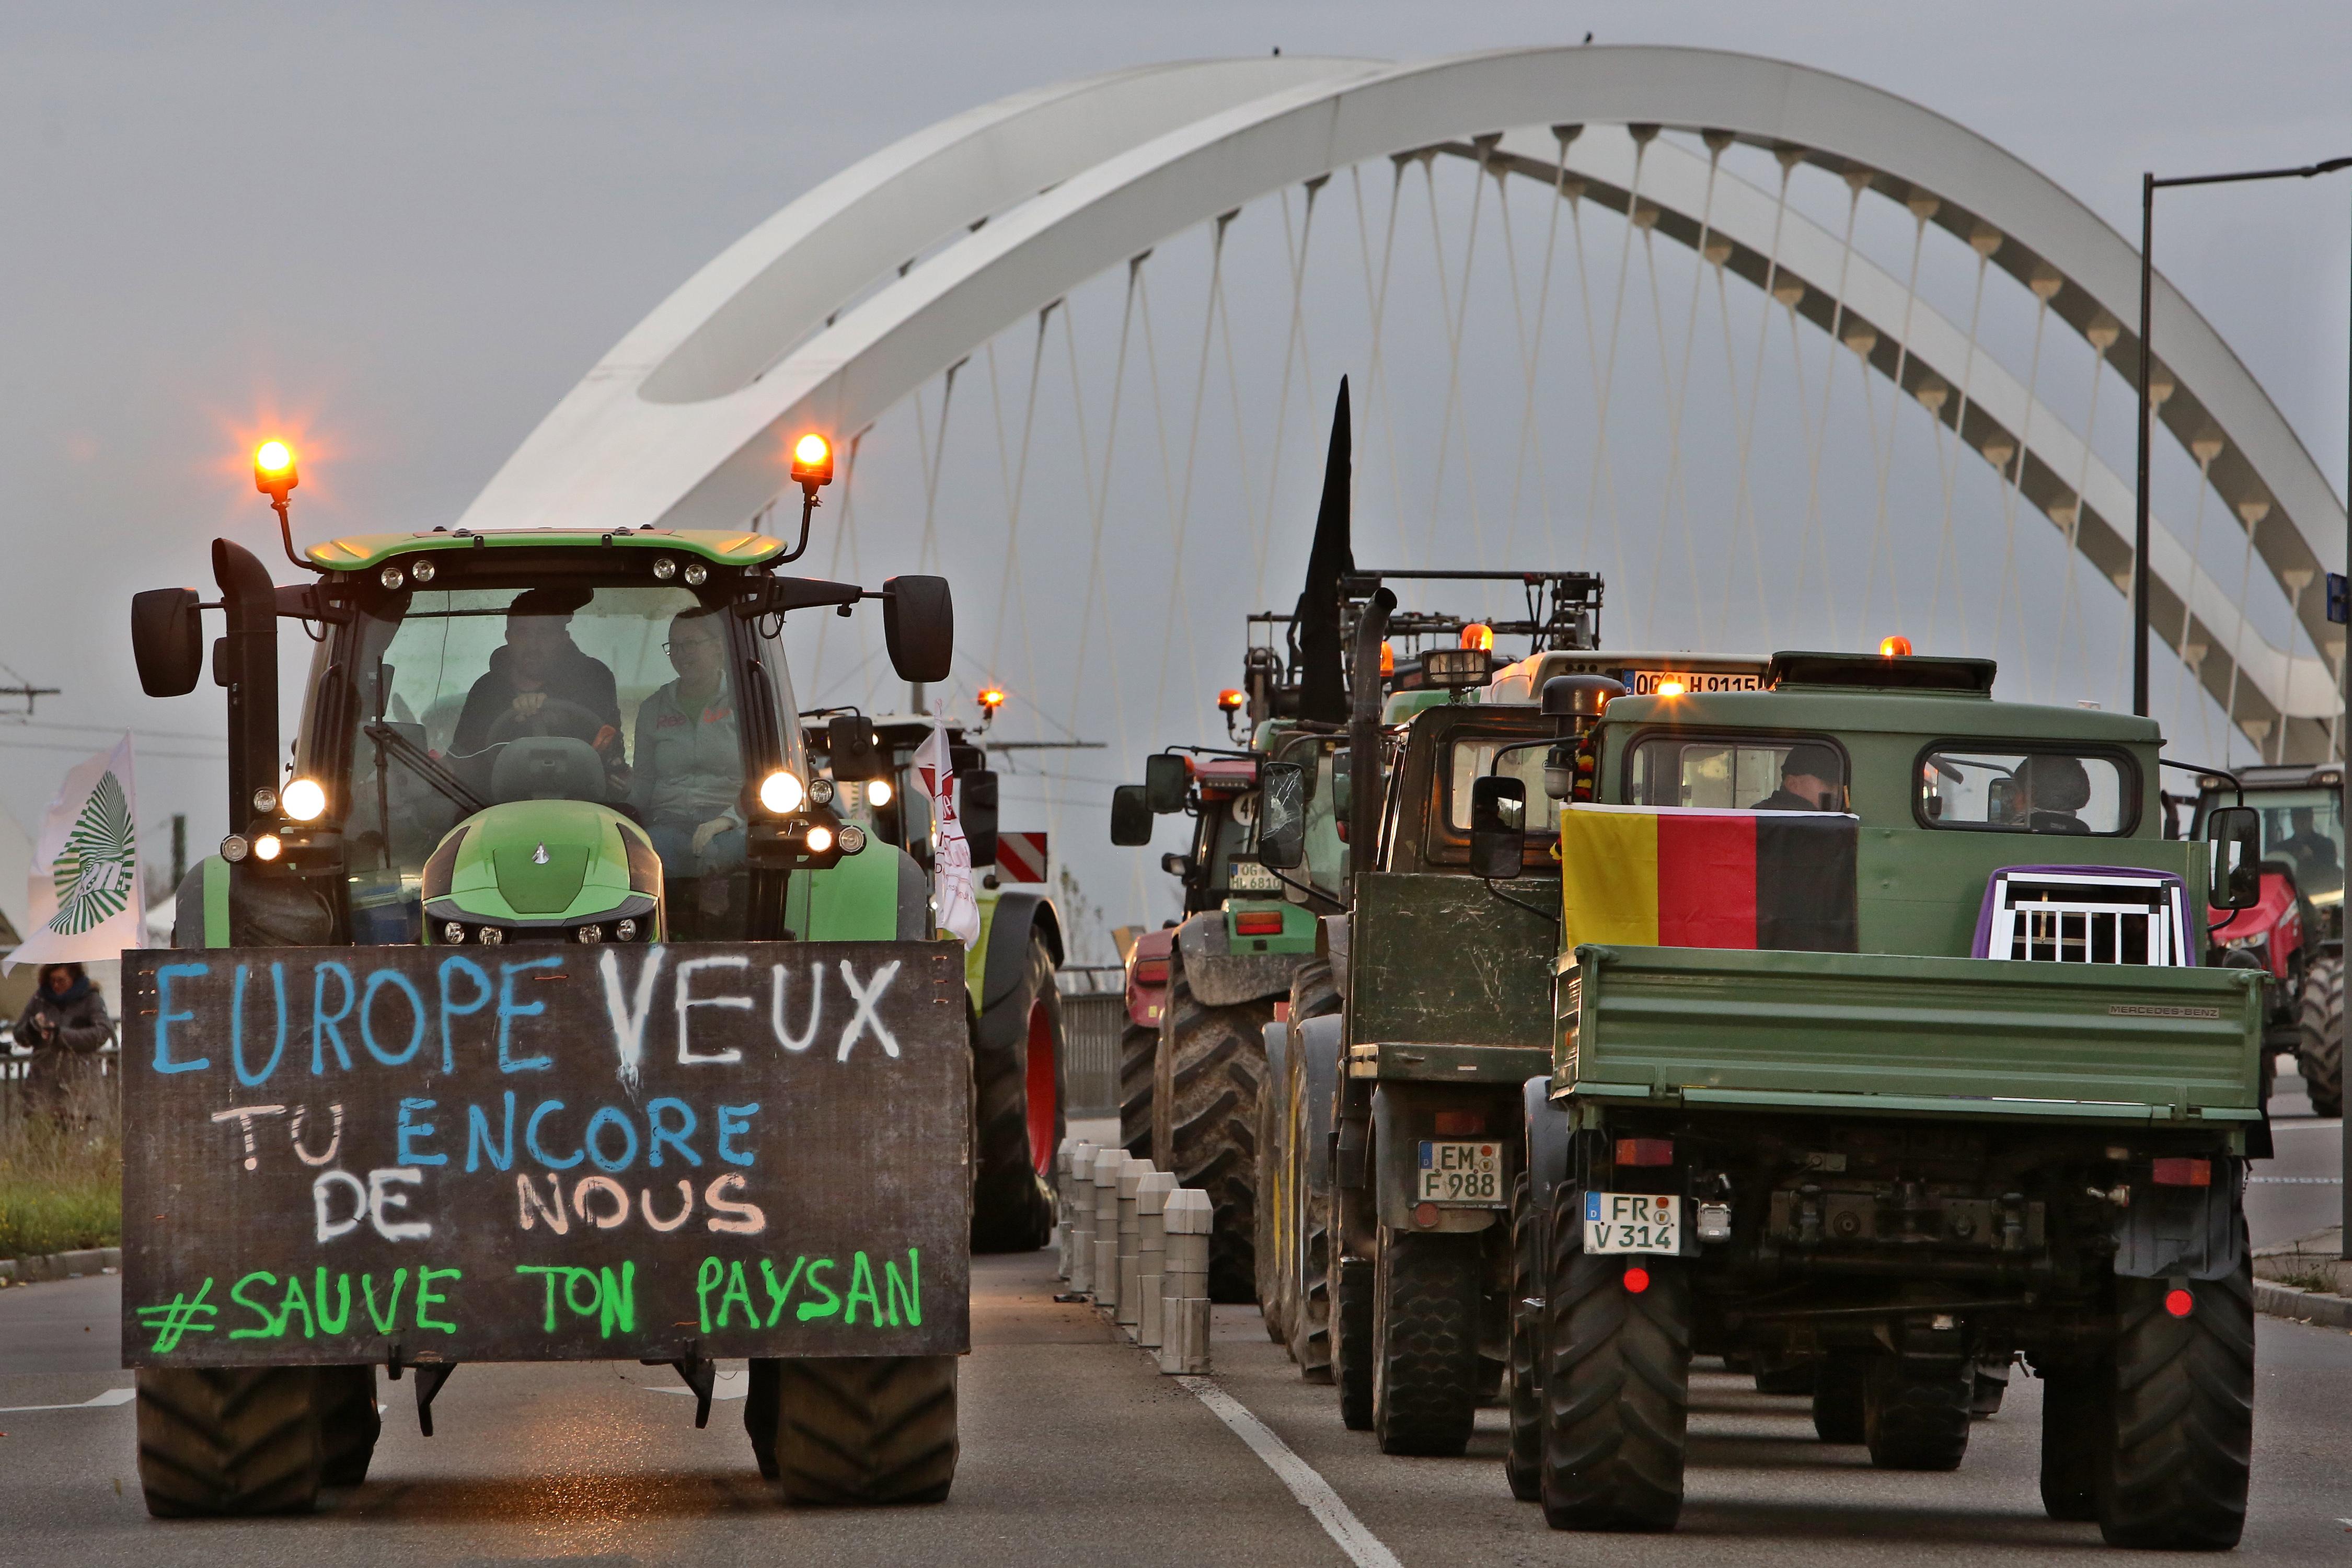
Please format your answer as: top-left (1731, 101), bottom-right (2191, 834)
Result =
top-left (1056, 1136), bottom-right (1213, 1374)
top-left (1057, 965), bottom-right (1126, 1117)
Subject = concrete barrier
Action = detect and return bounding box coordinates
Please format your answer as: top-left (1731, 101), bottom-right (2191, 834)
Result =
top-left (1157, 1188), bottom-right (1213, 1374)
top-left (0, 1247), bottom-right (122, 1286)
top-left (1116, 1156), bottom-right (1149, 1328)
top-left (1066, 1139), bottom-right (1098, 1293)
top-left (1091, 1147), bottom-right (1123, 1311)
top-left (1136, 1170), bottom-right (1174, 1347)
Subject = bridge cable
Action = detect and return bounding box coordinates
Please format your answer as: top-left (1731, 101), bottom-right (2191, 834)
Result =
top-left (1639, 136), bottom-right (1721, 645)
top-left (1150, 216), bottom-right (1232, 749)
top-left (1214, 212), bottom-right (1263, 687)
top-left (1063, 261), bottom-right (1141, 812)
top-left (2175, 445), bottom-right (2221, 755)
top-left (983, 310), bottom-right (1055, 780)
top-left (2221, 499), bottom-right (2267, 767)
top-left (1721, 149), bottom-right (1798, 646)
top-left (2054, 318), bottom-right (2120, 707)
top-left (1929, 238), bottom-right (1995, 654)
top-left (1423, 143), bottom-right (1494, 582)
top-left (1576, 130), bottom-right (1643, 613)
top-left (916, 362), bottom-right (964, 579)
top-left (1351, 162), bottom-right (1414, 564)
top-left (1994, 278), bottom-right (2057, 698)
top-left (1253, 182), bottom-right (1323, 604)
top-left (805, 428), bottom-right (868, 707)
top-left (1495, 135), bottom-right (1572, 570)
top-left (1863, 196), bottom-right (1936, 638)
top-left (1794, 169), bottom-right (1868, 647)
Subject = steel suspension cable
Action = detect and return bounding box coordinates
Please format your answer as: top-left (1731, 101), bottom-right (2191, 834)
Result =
top-left (1578, 128), bottom-right (1644, 603)
top-left (1352, 161), bottom-right (1413, 562)
top-left (1930, 240), bottom-right (1996, 654)
top-left (1423, 143), bottom-right (1493, 573)
top-left (1794, 171), bottom-right (1867, 645)
top-left (1864, 197), bottom-right (1936, 636)
top-left (2054, 320), bottom-right (2121, 699)
top-left (1497, 132), bottom-right (1572, 567)
top-left (1640, 136), bottom-right (1721, 645)
top-left (1151, 218), bottom-right (1232, 747)
top-left (1065, 262), bottom-right (1141, 771)
top-left (1254, 181), bottom-right (1323, 602)
top-left (1722, 149), bottom-right (1798, 644)
top-left (1994, 281), bottom-right (2057, 698)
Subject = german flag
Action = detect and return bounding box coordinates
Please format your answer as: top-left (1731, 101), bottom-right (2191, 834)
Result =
top-left (1559, 804), bottom-right (1859, 953)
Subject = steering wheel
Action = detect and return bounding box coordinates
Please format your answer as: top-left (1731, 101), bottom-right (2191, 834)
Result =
top-left (483, 697), bottom-right (609, 750)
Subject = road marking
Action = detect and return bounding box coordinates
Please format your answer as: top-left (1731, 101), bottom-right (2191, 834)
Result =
top-left (2250, 1175), bottom-right (2342, 1184)
top-left (1176, 1377), bottom-right (1402, 1568)
top-left (2272, 1120), bottom-right (2343, 1132)
top-left (0, 1387), bottom-right (134, 1414)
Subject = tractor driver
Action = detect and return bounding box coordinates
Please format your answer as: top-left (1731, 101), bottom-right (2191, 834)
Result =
top-left (2020, 754), bottom-right (2093, 834)
top-left (452, 586), bottom-right (625, 763)
top-left (2273, 806), bottom-right (2341, 889)
top-left (630, 605), bottom-right (747, 881)
top-left (1751, 742), bottom-right (1843, 811)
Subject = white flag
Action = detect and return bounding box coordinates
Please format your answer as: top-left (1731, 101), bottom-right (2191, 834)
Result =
top-left (914, 719), bottom-right (981, 948)
top-left (8, 735), bottom-right (142, 972)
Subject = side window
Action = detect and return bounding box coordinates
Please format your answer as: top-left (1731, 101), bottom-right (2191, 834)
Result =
top-left (1919, 749), bottom-right (2130, 836)
top-left (1629, 735), bottom-right (1847, 811)
top-left (1446, 737), bottom-right (1554, 831)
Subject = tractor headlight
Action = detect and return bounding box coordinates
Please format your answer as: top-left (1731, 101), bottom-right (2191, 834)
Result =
top-left (614, 917), bottom-right (640, 942)
top-left (866, 778), bottom-right (894, 808)
top-left (574, 924), bottom-right (604, 944)
top-left (759, 768), bottom-right (806, 814)
top-left (805, 824), bottom-right (834, 855)
top-left (442, 921), bottom-right (467, 944)
top-left (283, 777), bottom-right (328, 822)
top-left (252, 833), bottom-right (283, 862)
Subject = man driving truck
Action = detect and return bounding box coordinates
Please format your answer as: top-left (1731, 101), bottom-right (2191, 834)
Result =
top-left (1751, 741), bottom-right (1843, 811)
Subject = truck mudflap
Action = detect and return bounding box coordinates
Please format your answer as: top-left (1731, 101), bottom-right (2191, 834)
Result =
top-left (1522, 1076), bottom-right (1572, 1216)
top-left (121, 941), bottom-right (972, 1367)
top-left (1175, 910), bottom-right (1300, 1007)
top-left (2113, 1172), bottom-right (2247, 1281)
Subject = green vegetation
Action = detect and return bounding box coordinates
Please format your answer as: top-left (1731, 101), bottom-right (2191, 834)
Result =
top-left (0, 1074), bottom-right (122, 1261)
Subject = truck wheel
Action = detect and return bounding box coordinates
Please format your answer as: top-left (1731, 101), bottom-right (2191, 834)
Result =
top-left (1504, 1174), bottom-right (1544, 1501)
top-left (1153, 950), bottom-right (1270, 1302)
top-left (2038, 1362), bottom-right (2106, 1521)
top-left (317, 1365), bottom-right (381, 1486)
top-left (135, 1366), bottom-right (322, 1518)
top-left (1371, 1230), bottom-right (1483, 1456)
top-left (972, 938), bottom-right (1060, 1254)
top-left (1119, 1022), bottom-right (1156, 1159)
top-left (1334, 1252), bottom-right (1375, 1431)
top-left (1862, 1355), bottom-right (1971, 1471)
top-left (1539, 1192), bottom-right (1690, 1533)
top-left (1256, 1024), bottom-right (1292, 1345)
top-left (1752, 1352), bottom-right (1817, 1397)
top-left (1286, 962), bottom-right (1341, 1384)
top-left (1970, 1354), bottom-right (2010, 1419)
top-left (756, 1355), bottom-right (958, 1506)
top-left (1811, 1352), bottom-right (1867, 1443)
top-left (2099, 1262), bottom-right (2254, 1550)
top-left (2299, 954), bottom-right (2344, 1118)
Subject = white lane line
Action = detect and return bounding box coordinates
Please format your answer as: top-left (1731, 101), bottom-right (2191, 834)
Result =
top-left (2250, 1175), bottom-right (2342, 1184)
top-left (2272, 1120), bottom-right (2344, 1132)
top-left (1177, 1376), bottom-right (1403, 1568)
top-left (0, 1386), bottom-right (134, 1414)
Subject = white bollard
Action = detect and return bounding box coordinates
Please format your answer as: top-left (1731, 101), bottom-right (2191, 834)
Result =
top-left (1158, 1187), bottom-right (1214, 1374)
top-left (1091, 1148), bottom-right (1123, 1310)
top-left (1067, 1140), bottom-right (1098, 1294)
top-left (1136, 1170), bottom-right (1174, 1347)
top-left (1116, 1156), bottom-right (1149, 1329)
top-left (1056, 1138), bottom-right (1080, 1280)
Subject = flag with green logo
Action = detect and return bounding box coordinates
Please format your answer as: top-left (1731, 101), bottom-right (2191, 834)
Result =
top-left (7, 736), bottom-right (141, 971)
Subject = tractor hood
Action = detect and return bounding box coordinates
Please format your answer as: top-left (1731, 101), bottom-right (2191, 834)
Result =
top-left (421, 799), bottom-right (662, 942)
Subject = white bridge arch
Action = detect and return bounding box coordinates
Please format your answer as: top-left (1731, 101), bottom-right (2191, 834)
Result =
top-left (461, 45), bottom-right (2346, 760)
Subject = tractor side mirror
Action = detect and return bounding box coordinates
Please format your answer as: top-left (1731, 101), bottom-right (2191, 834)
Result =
top-left (2207, 805), bottom-right (2263, 910)
top-left (131, 587), bottom-right (204, 697)
top-left (1145, 754), bottom-right (1190, 814)
top-left (1110, 785), bottom-right (1154, 846)
top-left (825, 714), bottom-right (883, 781)
top-left (882, 575), bottom-right (954, 683)
top-left (1258, 761), bottom-right (1306, 869)
top-left (960, 769), bottom-right (999, 867)
top-left (1470, 775), bottom-right (1527, 880)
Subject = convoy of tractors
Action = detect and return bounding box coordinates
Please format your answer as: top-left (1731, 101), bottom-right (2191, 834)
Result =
top-left (116, 371), bottom-right (2291, 1552)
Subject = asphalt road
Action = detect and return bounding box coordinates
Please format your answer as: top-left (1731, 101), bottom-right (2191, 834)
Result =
top-left (2250, 1060), bottom-right (2344, 1248)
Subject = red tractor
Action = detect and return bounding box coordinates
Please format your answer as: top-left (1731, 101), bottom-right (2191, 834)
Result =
top-left (2189, 764), bottom-right (2344, 1116)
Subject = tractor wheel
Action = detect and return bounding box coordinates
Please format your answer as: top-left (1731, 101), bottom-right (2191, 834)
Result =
top-left (1539, 1190), bottom-right (1690, 1533)
top-left (1862, 1355), bottom-right (1971, 1471)
top-left (1285, 961), bottom-right (1342, 1383)
top-left (1152, 949), bottom-right (1272, 1302)
top-left (971, 937), bottom-right (1062, 1254)
top-left (1505, 1173), bottom-right (1545, 1501)
top-left (2299, 954), bottom-right (2344, 1118)
top-left (135, 1366), bottom-right (322, 1518)
top-left (1811, 1352), bottom-right (1868, 1444)
top-left (2098, 1262), bottom-right (2254, 1550)
top-left (2038, 1361), bottom-right (2106, 1521)
top-left (1256, 1022), bottom-right (1292, 1346)
top-left (1371, 1230), bottom-right (1483, 1456)
top-left (1118, 1022), bottom-right (1157, 1159)
top-left (316, 1365), bottom-right (382, 1486)
top-left (1334, 1251), bottom-right (1376, 1431)
top-left (755, 1355), bottom-right (958, 1506)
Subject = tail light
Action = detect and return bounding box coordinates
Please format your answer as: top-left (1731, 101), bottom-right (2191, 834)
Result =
top-left (2151, 1158), bottom-right (2211, 1187)
top-left (1623, 1265), bottom-right (1652, 1294)
top-left (2164, 1287), bottom-right (2194, 1318)
top-left (1133, 959), bottom-right (1169, 985)
top-left (1434, 1111), bottom-right (1485, 1135)
top-left (1615, 1137), bottom-right (1674, 1168)
top-left (1235, 910), bottom-right (1285, 936)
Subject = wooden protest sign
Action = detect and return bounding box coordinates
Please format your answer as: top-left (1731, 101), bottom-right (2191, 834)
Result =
top-left (119, 941), bottom-right (971, 1366)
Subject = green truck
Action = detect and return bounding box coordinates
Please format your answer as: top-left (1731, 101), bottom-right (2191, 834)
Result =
top-left (1492, 651), bottom-right (2264, 1550)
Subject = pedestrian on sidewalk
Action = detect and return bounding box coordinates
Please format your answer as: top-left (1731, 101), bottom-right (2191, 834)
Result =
top-left (15, 963), bottom-right (113, 1123)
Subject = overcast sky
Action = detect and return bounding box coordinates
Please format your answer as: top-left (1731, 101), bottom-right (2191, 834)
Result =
top-left (2, 1), bottom-right (2346, 941)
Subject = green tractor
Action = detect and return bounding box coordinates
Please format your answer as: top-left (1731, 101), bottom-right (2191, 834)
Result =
top-left (810, 707), bottom-right (1069, 1250)
top-left (127, 488), bottom-right (979, 1513)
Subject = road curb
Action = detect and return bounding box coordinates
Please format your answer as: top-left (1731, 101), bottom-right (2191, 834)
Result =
top-left (2254, 1277), bottom-right (2352, 1330)
top-left (0, 1247), bottom-right (121, 1286)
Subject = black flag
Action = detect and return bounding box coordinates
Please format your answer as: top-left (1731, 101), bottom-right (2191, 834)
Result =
top-left (1294, 378), bottom-right (1354, 724)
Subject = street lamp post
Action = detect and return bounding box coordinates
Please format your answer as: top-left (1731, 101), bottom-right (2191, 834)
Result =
top-left (2131, 154), bottom-right (2352, 1258)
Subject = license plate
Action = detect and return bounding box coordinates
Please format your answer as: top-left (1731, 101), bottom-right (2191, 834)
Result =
top-left (1584, 1192), bottom-right (1681, 1254)
top-left (1629, 670), bottom-right (1762, 696)
top-left (1416, 1140), bottom-right (1505, 1205)
top-left (1228, 860), bottom-right (1279, 892)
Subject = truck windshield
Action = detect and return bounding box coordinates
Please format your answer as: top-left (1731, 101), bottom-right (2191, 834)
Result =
top-left (1919, 748), bottom-right (2128, 836)
top-left (1448, 737), bottom-right (1553, 831)
top-left (2202, 787), bottom-right (2344, 906)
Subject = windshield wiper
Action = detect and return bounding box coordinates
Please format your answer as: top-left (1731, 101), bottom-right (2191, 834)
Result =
top-left (364, 723), bottom-right (488, 817)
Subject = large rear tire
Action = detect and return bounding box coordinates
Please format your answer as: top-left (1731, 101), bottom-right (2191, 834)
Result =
top-left (1371, 1230), bottom-right (1483, 1457)
top-left (752, 1355), bottom-right (958, 1506)
top-left (1862, 1354), bottom-right (1971, 1471)
top-left (1118, 1022), bottom-right (1157, 1159)
top-left (1539, 1189), bottom-right (1690, 1533)
top-left (2299, 954), bottom-right (2344, 1119)
top-left (2099, 1262), bottom-right (2255, 1550)
top-left (1153, 949), bottom-right (1272, 1302)
top-left (316, 1365), bottom-right (381, 1486)
top-left (1285, 962), bottom-right (1342, 1383)
top-left (1257, 1022), bottom-right (1293, 1346)
top-left (1812, 1352), bottom-right (1868, 1443)
top-left (135, 1366), bottom-right (322, 1518)
top-left (1505, 1174), bottom-right (1545, 1501)
top-left (1334, 1251), bottom-right (1375, 1431)
top-left (972, 937), bottom-right (1062, 1254)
